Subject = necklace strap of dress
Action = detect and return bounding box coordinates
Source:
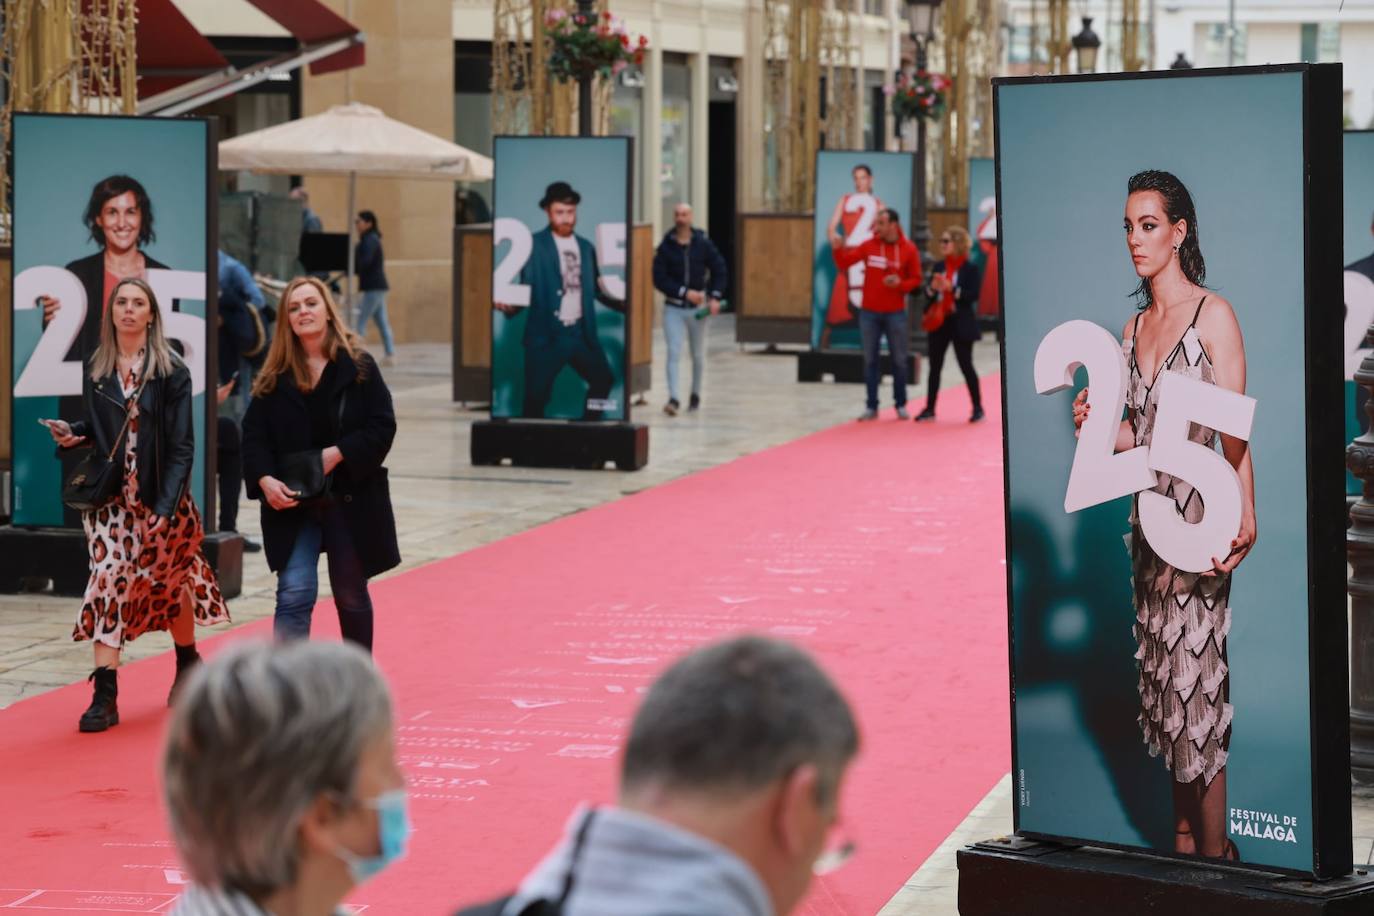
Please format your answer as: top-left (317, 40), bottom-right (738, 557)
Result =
top-left (1190, 295), bottom-right (1208, 327)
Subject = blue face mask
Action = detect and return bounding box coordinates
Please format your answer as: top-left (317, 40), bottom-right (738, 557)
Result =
top-left (333, 789), bottom-right (411, 884)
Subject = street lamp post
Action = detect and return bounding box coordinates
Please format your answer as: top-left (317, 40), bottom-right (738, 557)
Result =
top-left (1071, 17), bottom-right (1102, 74)
top-left (904, 0), bottom-right (942, 270)
top-left (576, 0), bottom-right (595, 136)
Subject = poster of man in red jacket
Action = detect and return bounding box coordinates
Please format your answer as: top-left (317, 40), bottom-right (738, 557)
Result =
top-left (810, 150), bottom-right (916, 351)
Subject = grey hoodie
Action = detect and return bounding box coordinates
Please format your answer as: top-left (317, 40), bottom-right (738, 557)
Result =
top-left (503, 806), bottom-right (774, 916)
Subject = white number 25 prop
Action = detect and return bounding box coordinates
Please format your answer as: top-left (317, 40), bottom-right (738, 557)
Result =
top-left (1034, 319), bottom-right (1256, 574)
top-left (13, 266), bottom-right (208, 398)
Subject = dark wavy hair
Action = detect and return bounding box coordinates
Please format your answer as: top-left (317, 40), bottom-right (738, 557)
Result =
top-left (1126, 170), bottom-right (1205, 309)
top-left (84, 175), bottom-right (155, 249)
top-left (357, 210), bottom-right (381, 237)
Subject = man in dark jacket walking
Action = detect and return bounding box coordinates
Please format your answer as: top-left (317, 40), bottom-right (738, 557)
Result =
top-left (652, 203), bottom-right (727, 416)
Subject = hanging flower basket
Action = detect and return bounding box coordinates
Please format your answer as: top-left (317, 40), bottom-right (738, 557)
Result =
top-left (545, 9), bottom-right (649, 82)
top-left (886, 70), bottom-right (951, 121)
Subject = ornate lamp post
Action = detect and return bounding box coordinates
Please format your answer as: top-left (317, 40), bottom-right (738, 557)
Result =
top-left (904, 0), bottom-right (942, 266)
top-left (1071, 16), bottom-right (1101, 73)
top-left (1349, 352), bottom-right (1374, 784)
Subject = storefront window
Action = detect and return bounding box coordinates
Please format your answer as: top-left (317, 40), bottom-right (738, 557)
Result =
top-left (660, 54), bottom-right (692, 230)
top-left (610, 76), bottom-right (645, 221)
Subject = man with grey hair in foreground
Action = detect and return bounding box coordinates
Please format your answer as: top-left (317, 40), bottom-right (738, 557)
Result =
top-left (456, 635), bottom-right (860, 916)
top-left (163, 641), bottom-right (409, 916)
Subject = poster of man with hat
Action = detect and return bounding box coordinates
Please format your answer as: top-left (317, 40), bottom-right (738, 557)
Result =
top-left (491, 137), bottom-right (631, 421)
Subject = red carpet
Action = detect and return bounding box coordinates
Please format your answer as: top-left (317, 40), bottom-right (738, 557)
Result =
top-left (0, 377), bottom-right (1009, 916)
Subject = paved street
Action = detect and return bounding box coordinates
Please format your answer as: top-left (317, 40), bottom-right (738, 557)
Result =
top-left (4, 318), bottom-right (1369, 914)
top-left (0, 318), bottom-right (1001, 708)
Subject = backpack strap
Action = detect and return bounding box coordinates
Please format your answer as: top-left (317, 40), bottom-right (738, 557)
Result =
top-left (452, 811), bottom-right (598, 916)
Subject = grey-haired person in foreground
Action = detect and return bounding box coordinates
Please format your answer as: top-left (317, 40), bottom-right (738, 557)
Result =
top-left (163, 641), bottom-right (409, 916)
top-left (456, 635), bottom-right (861, 916)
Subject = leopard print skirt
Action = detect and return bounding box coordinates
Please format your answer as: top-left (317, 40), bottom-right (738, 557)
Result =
top-left (74, 422), bottom-right (229, 649)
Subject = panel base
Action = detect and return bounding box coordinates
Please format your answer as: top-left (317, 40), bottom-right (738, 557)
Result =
top-left (736, 316), bottom-right (810, 346)
top-left (958, 840), bottom-right (1374, 915)
top-left (796, 349), bottom-right (921, 384)
top-left (0, 525), bottom-right (243, 599)
top-left (471, 420), bottom-right (648, 471)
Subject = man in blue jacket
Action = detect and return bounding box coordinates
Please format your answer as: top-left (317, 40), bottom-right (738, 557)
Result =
top-left (496, 181), bottom-right (625, 419)
top-left (652, 203), bottom-right (727, 415)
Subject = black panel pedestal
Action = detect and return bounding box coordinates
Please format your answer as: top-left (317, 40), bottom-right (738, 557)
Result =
top-left (0, 526), bottom-right (244, 599)
top-left (958, 839), bottom-right (1374, 915)
top-left (796, 349), bottom-right (921, 383)
top-left (471, 420), bottom-right (648, 471)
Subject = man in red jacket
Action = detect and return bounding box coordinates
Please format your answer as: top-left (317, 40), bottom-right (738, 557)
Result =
top-left (831, 208), bottom-right (922, 420)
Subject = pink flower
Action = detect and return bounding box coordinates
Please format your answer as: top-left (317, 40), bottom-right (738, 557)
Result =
top-left (613, 59), bottom-right (628, 75)
top-left (882, 84), bottom-right (896, 96)
top-left (545, 8), bottom-right (566, 23)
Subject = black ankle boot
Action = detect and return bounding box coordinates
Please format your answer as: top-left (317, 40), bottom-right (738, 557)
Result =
top-left (79, 667), bottom-right (119, 733)
top-left (168, 645), bottom-right (201, 707)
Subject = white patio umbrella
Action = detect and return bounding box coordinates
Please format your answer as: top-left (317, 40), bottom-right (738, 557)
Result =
top-left (218, 102), bottom-right (493, 307)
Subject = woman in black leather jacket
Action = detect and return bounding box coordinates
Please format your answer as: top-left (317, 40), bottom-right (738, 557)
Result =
top-left (45, 278), bottom-right (229, 733)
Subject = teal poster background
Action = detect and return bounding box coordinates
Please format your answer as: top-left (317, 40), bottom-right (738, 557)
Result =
top-left (11, 114), bottom-right (211, 528)
top-left (810, 150), bottom-right (914, 350)
top-left (999, 71), bottom-right (1314, 872)
top-left (967, 157), bottom-right (999, 319)
top-left (490, 136), bottom-right (630, 421)
top-left (1344, 131), bottom-right (1374, 495)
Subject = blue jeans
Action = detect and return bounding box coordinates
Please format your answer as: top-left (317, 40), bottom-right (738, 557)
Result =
top-left (859, 309), bottom-right (909, 410)
top-left (274, 504), bottom-right (375, 651)
top-left (662, 304), bottom-right (706, 403)
top-left (356, 289), bottom-right (395, 356)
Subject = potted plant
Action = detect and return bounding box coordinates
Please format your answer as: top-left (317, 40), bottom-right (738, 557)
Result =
top-left (545, 8), bottom-right (649, 82)
top-left (887, 69), bottom-right (951, 122)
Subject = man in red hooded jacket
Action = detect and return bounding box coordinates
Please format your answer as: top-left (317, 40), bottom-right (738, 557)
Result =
top-left (831, 208), bottom-right (922, 419)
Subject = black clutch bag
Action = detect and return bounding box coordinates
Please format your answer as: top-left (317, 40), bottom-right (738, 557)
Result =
top-left (278, 449), bottom-right (330, 504)
top-left (62, 376), bottom-right (146, 513)
top-left (277, 389), bottom-right (347, 506)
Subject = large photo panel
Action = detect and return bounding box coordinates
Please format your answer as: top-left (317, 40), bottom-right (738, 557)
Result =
top-left (997, 65), bottom-right (1346, 876)
top-left (10, 114), bottom-right (215, 528)
top-left (1345, 130), bottom-right (1374, 495)
top-left (810, 150), bottom-right (914, 350)
top-left (490, 136), bottom-right (632, 422)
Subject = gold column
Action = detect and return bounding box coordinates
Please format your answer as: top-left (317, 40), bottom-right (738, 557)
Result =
top-left (1121, 0), bottom-right (1144, 71)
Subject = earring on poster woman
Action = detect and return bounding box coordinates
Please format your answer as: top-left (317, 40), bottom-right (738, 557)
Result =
top-left (1173, 244), bottom-right (1181, 256)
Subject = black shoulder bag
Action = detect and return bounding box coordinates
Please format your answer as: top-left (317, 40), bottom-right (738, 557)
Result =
top-left (62, 376), bottom-right (148, 513)
top-left (451, 812), bottom-right (596, 916)
top-left (278, 388), bottom-right (347, 506)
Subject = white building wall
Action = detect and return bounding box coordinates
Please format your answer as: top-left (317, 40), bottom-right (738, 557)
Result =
top-left (1243, 21), bottom-right (1298, 64)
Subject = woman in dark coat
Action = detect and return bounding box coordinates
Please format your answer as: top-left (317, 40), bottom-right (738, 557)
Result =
top-left (45, 278), bottom-right (228, 733)
top-left (916, 225), bottom-right (985, 423)
top-left (243, 276), bottom-right (398, 652)
top-left (353, 210), bottom-right (395, 360)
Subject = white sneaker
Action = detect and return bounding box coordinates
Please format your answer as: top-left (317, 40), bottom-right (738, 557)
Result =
top-left (896, 407), bottom-right (910, 420)
top-left (857, 409), bottom-right (878, 421)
